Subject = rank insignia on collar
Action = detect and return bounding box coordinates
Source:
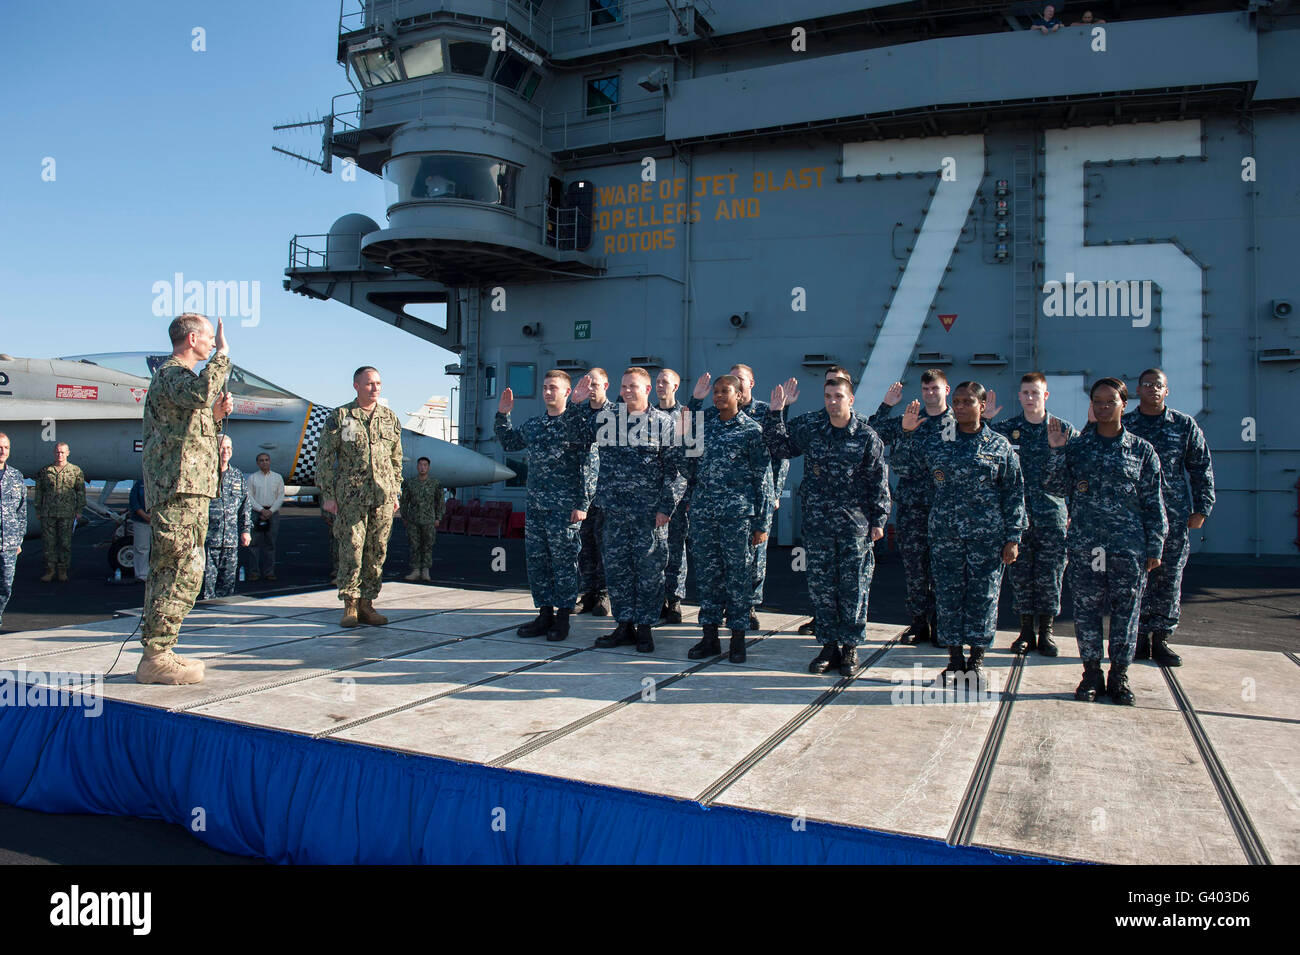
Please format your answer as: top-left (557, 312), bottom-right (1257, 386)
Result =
top-left (1077, 480), bottom-right (1089, 493)
top-left (812, 464), bottom-right (821, 476)
top-left (933, 469), bottom-right (945, 482)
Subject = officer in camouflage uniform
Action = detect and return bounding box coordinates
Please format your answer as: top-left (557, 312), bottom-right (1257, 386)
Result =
top-left (568, 368), bottom-right (686, 653)
top-left (138, 313), bottom-right (233, 685)
top-left (34, 442), bottom-right (85, 582)
top-left (987, 373), bottom-right (1078, 656)
top-left (898, 383), bottom-right (1027, 684)
top-left (495, 370), bottom-right (594, 642)
top-left (1123, 368), bottom-right (1214, 667)
top-left (400, 456), bottom-right (445, 582)
top-left (318, 365), bottom-right (404, 629)
top-left (201, 435), bottom-right (251, 599)
top-left (869, 370), bottom-right (956, 646)
top-left (687, 364), bottom-right (789, 629)
top-left (683, 375), bottom-right (774, 663)
top-left (0, 432), bottom-right (27, 630)
top-left (575, 367), bottom-right (610, 616)
top-left (1046, 377), bottom-right (1167, 704)
top-left (766, 377), bottom-right (890, 677)
top-left (656, 368), bottom-right (689, 624)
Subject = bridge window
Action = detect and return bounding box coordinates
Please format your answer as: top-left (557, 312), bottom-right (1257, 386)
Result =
top-left (521, 71), bottom-right (541, 101)
top-left (448, 40), bottom-right (491, 76)
top-left (384, 154), bottom-right (520, 209)
top-left (586, 75), bottom-right (619, 116)
top-left (400, 39), bottom-right (445, 79)
top-left (590, 0), bottom-right (622, 27)
top-left (352, 47), bottom-right (401, 87)
top-left (492, 52), bottom-right (529, 92)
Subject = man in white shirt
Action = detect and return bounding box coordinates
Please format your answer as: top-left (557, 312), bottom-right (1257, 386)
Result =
top-left (246, 452), bottom-right (285, 581)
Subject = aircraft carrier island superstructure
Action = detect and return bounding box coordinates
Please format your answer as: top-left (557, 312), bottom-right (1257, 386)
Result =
top-left (283, 0), bottom-right (1300, 557)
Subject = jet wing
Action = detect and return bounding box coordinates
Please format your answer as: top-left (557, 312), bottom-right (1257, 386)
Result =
top-left (0, 398), bottom-right (144, 421)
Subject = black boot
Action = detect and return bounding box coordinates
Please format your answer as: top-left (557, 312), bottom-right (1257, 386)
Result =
top-left (729, 630), bottom-right (747, 663)
top-left (838, 644), bottom-right (859, 677)
top-left (1011, 614), bottom-right (1035, 654)
top-left (1036, 614), bottom-right (1059, 657)
top-left (635, 624), bottom-right (655, 653)
top-left (546, 608), bottom-right (571, 642)
top-left (592, 591), bottom-right (611, 617)
top-left (748, 610), bottom-right (760, 631)
top-left (594, 621), bottom-right (635, 648)
top-left (808, 643), bottom-right (841, 674)
top-left (575, 592), bottom-right (598, 614)
top-left (797, 619), bottom-right (816, 636)
top-left (901, 614), bottom-right (928, 645)
top-left (688, 624), bottom-right (721, 660)
top-left (1107, 663), bottom-right (1135, 705)
top-left (659, 599), bottom-right (683, 624)
top-left (517, 606), bottom-right (554, 638)
top-left (941, 646), bottom-right (966, 683)
top-left (1075, 660), bottom-right (1106, 702)
top-left (1134, 631), bottom-right (1151, 661)
top-left (1151, 630), bottom-right (1182, 667)
top-left (966, 645), bottom-right (986, 674)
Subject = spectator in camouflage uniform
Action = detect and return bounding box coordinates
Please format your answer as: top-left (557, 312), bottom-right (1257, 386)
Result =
top-left (766, 377), bottom-right (890, 676)
top-left (400, 456), bottom-right (445, 582)
top-left (495, 371), bottom-right (594, 642)
top-left (575, 367), bottom-right (610, 617)
top-left (869, 370), bottom-right (956, 646)
top-left (986, 373), bottom-right (1078, 656)
top-left (655, 368), bottom-right (689, 624)
top-left (1123, 368), bottom-right (1214, 667)
top-left (686, 364), bottom-right (789, 630)
top-left (138, 313), bottom-right (233, 685)
top-left (201, 435), bottom-right (251, 599)
top-left (1047, 378), bottom-right (1167, 705)
top-left (568, 368), bottom-right (686, 653)
top-left (34, 442), bottom-right (85, 582)
top-left (683, 375), bottom-right (774, 663)
top-left (898, 382), bottom-right (1027, 685)
top-left (0, 433), bottom-right (26, 630)
top-left (318, 366), bottom-right (404, 629)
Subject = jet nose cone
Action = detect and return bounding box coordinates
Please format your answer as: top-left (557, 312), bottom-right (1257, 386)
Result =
top-left (401, 430), bottom-right (514, 487)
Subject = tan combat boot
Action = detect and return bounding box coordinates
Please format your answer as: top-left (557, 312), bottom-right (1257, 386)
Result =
top-left (57, 567), bottom-right (69, 582)
top-left (40, 567), bottom-right (55, 582)
top-left (136, 646), bottom-right (205, 685)
top-left (419, 568), bottom-right (432, 582)
top-left (404, 569), bottom-right (421, 581)
top-left (357, 598), bottom-right (388, 626)
top-left (340, 597), bottom-right (360, 628)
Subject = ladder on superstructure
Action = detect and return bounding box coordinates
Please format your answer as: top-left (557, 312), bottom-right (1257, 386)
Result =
top-left (1011, 142), bottom-right (1036, 377)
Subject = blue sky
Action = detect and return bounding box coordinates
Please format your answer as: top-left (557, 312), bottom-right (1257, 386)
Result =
top-left (0, 0), bottom-right (456, 421)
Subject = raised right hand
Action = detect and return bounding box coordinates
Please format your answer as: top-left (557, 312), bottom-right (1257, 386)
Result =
top-left (498, 387), bottom-right (514, 415)
top-left (901, 399), bottom-right (922, 431)
top-left (883, 381), bottom-right (904, 407)
top-left (983, 390), bottom-right (1002, 420)
top-left (1047, 416), bottom-right (1068, 448)
top-left (692, 372), bottom-right (712, 400)
top-left (571, 375), bottom-right (591, 404)
top-left (215, 317), bottom-right (229, 356)
top-left (769, 383), bottom-right (786, 411)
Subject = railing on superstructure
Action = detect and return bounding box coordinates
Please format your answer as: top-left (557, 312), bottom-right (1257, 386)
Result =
top-left (338, 0), bottom-right (713, 56)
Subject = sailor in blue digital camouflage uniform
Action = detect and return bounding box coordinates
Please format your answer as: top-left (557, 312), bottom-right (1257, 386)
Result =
top-left (687, 363), bottom-right (788, 630)
top-left (765, 376), bottom-right (890, 677)
top-left (0, 432), bottom-right (27, 630)
top-left (574, 367), bottom-right (610, 617)
top-left (869, 370), bottom-right (956, 646)
top-left (898, 383), bottom-right (1027, 684)
top-left (683, 375), bottom-right (773, 663)
top-left (656, 368), bottom-right (689, 624)
top-left (568, 368), bottom-right (686, 653)
top-left (1045, 378), bottom-right (1167, 705)
top-left (201, 435), bottom-right (252, 599)
top-left (1123, 368), bottom-right (1214, 667)
top-left (495, 370), bottom-right (594, 642)
top-left (987, 372), bottom-right (1078, 656)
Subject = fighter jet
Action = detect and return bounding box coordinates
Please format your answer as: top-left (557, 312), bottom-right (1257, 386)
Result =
top-left (0, 352), bottom-right (514, 509)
